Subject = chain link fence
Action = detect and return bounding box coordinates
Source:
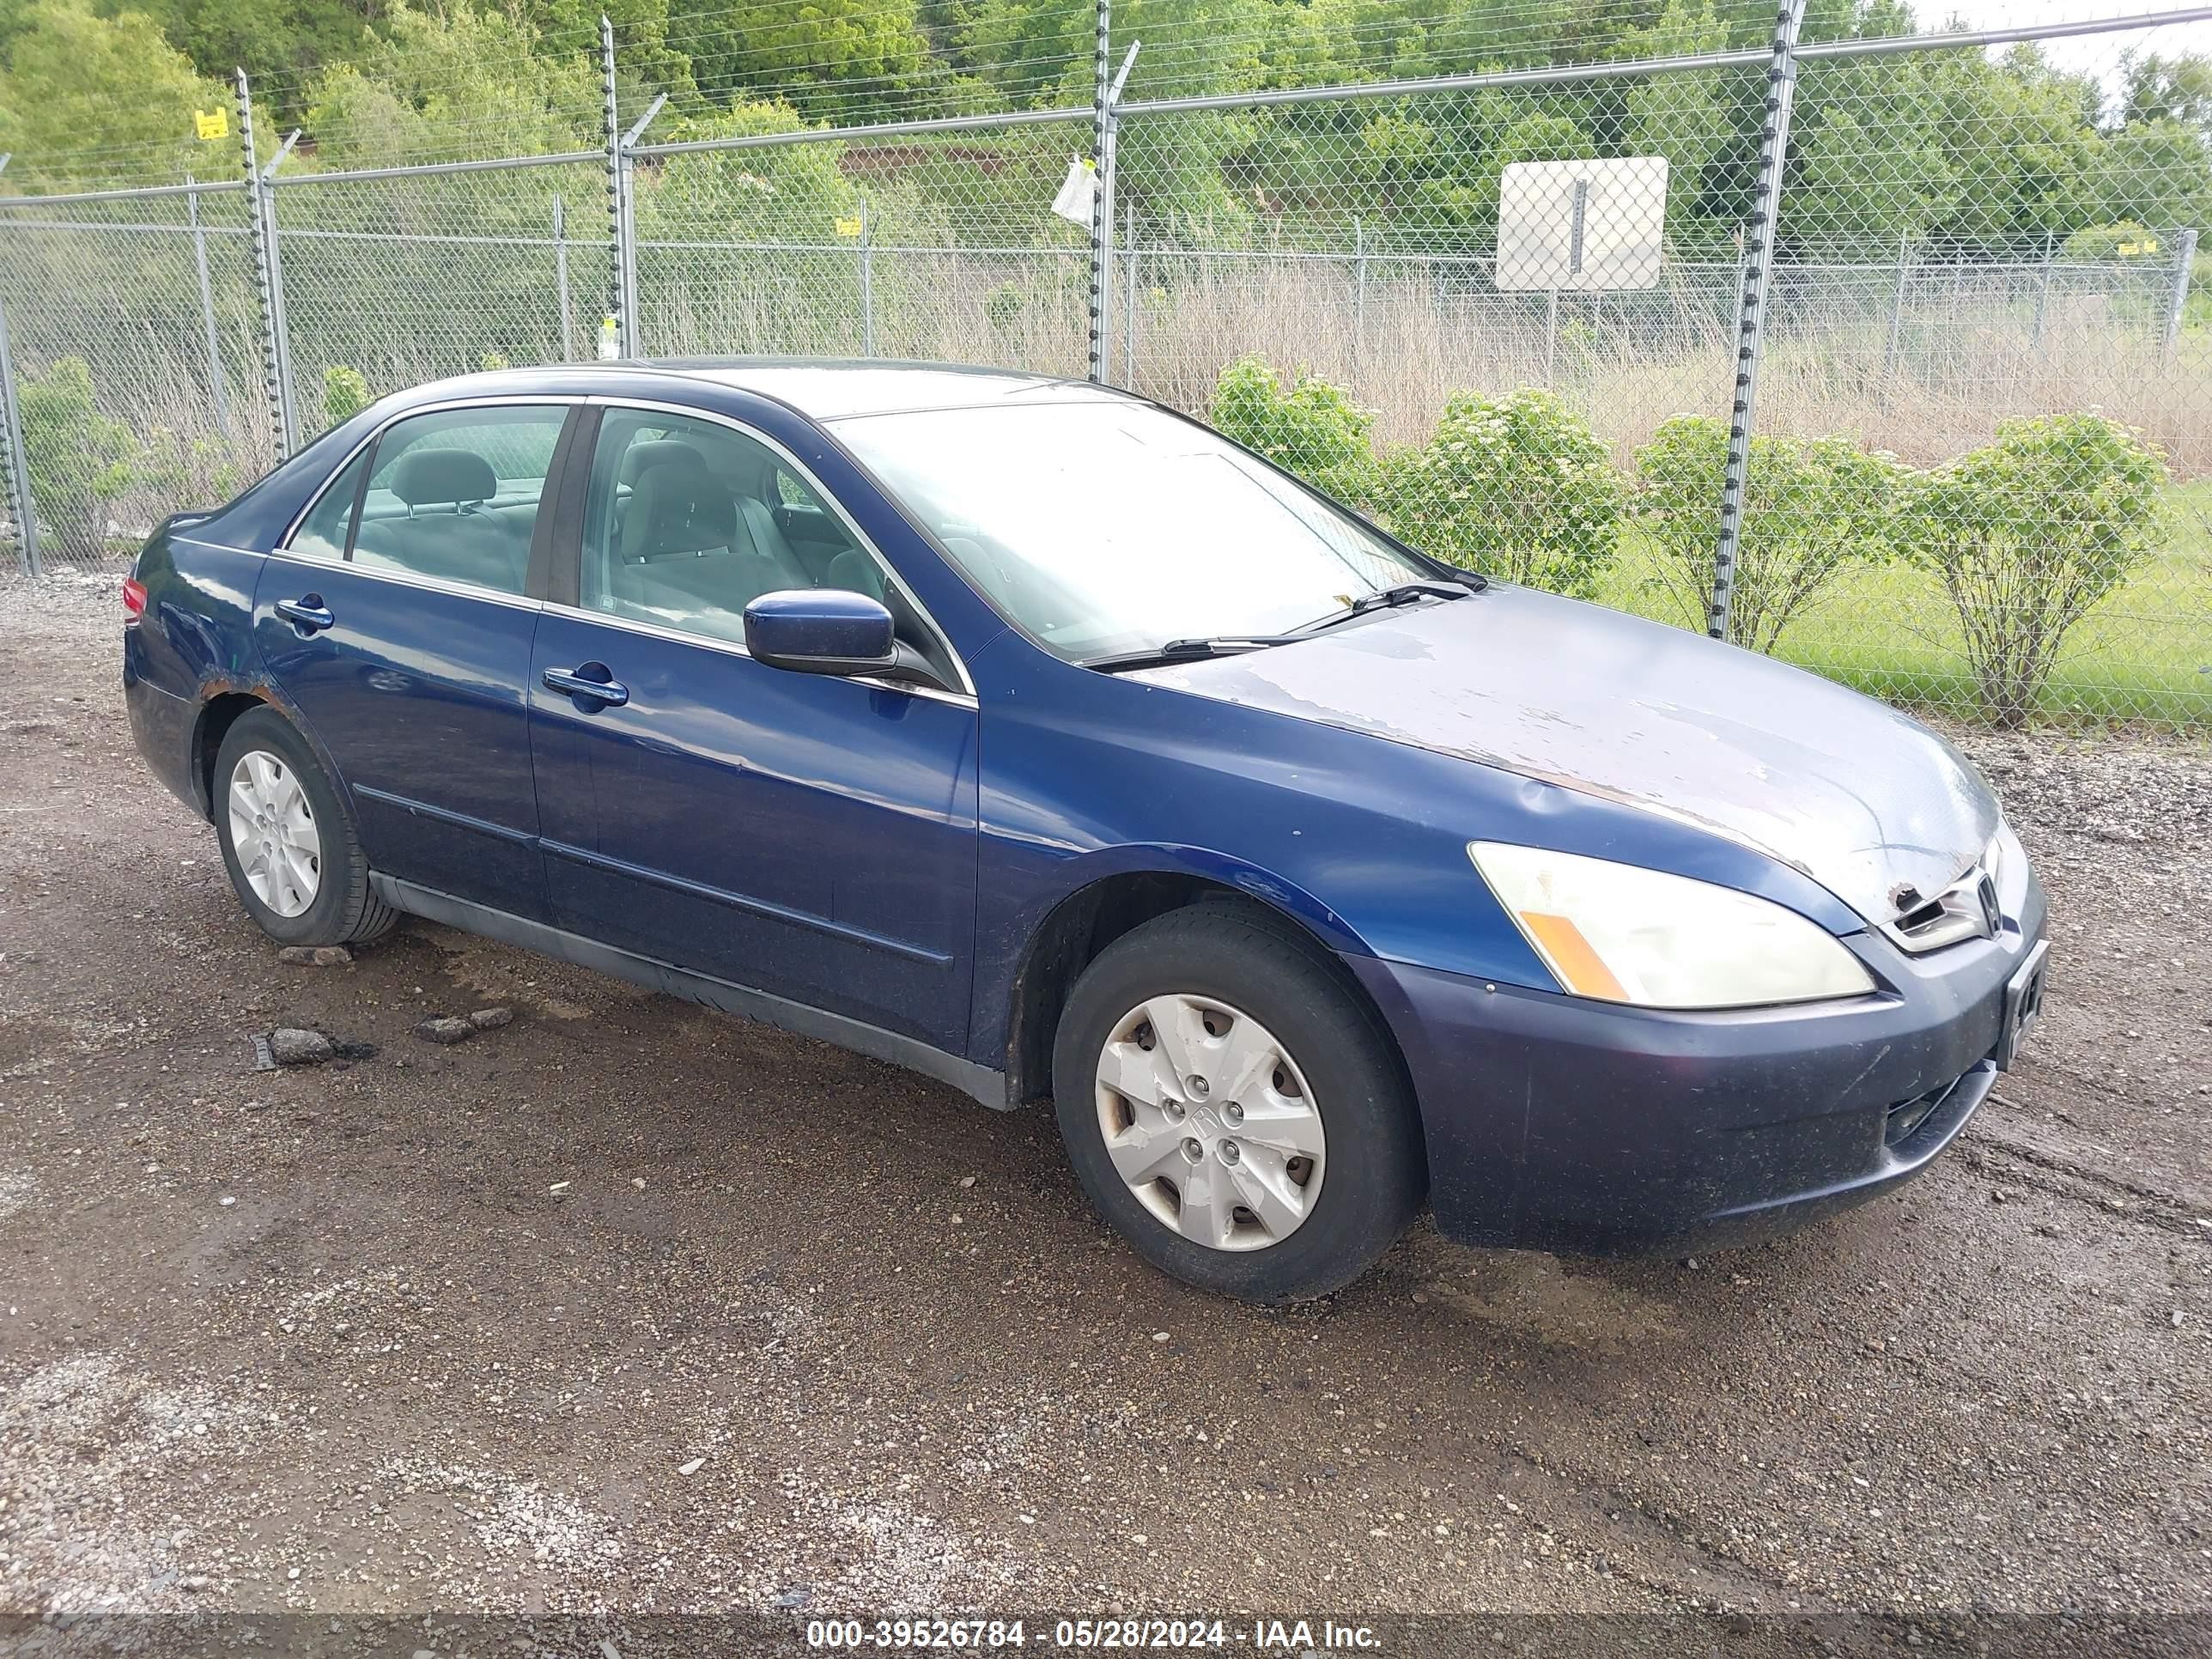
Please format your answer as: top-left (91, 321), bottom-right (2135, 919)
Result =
top-left (272, 159), bottom-right (619, 443)
top-left (0, 183), bottom-right (274, 580)
top-left (3, 3), bottom-right (2209, 732)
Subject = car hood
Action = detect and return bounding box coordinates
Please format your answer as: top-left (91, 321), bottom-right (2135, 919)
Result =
top-left (1132, 585), bottom-right (1999, 926)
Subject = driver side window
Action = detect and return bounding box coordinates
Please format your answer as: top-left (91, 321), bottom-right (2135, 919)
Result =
top-left (581, 413), bottom-right (868, 646)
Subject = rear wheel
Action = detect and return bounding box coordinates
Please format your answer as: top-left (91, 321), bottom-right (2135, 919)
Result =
top-left (1052, 905), bottom-right (1424, 1304)
top-left (213, 706), bottom-right (395, 948)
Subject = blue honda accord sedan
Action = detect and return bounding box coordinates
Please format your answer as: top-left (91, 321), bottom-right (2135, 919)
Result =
top-left (123, 361), bottom-right (2049, 1302)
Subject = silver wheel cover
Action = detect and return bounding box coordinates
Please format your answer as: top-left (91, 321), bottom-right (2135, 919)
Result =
top-left (1094, 994), bottom-right (1327, 1252)
top-left (227, 750), bottom-right (322, 918)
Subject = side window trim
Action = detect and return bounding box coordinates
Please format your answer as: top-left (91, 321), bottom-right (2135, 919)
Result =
top-left (580, 395), bottom-right (975, 697)
top-left (532, 404), bottom-right (594, 606)
top-left (278, 439), bottom-right (374, 562)
top-left (337, 446), bottom-right (372, 558)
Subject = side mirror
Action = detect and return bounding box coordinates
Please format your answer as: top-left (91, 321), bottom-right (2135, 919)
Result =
top-left (743, 589), bottom-right (945, 690)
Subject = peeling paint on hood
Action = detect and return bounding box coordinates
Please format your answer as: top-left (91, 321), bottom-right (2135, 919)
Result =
top-left (1133, 584), bottom-right (2000, 925)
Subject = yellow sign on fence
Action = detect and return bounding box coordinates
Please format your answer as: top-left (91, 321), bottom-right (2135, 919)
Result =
top-left (193, 107), bottom-right (229, 142)
top-left (835, 215), bottom-right (864, 239)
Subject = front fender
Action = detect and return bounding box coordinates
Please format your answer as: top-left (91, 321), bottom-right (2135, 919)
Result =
top-left (1008, 842), bottom-right (1376, 961)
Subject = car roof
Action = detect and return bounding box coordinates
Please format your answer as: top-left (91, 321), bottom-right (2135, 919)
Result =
top-left (643, 357), bottom-right (1137, 422)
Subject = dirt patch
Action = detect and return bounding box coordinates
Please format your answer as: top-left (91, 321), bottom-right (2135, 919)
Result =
top-left (2, 584), bottom-right (2208, 1633)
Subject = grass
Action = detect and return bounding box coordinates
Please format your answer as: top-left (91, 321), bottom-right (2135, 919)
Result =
top-left (1588, 480), bottom-right (2212, 731)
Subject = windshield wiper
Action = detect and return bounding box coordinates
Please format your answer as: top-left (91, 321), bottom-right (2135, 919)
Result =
top-left (1082, 635), bottom-right (1300, 673)
top-left (1297, 576), bottom-right (1482, 634)
top-left (1083, 576), bottom-right (1482, 672)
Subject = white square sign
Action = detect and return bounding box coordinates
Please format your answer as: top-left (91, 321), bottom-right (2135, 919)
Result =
top-left (1496, 156), bottom-right (1670, 291)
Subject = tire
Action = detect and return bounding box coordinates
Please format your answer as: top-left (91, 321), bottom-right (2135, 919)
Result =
top-left (1052, 903), bottom-right (1425, 1304)
top-left (213, 705), bottom-right (397, 948)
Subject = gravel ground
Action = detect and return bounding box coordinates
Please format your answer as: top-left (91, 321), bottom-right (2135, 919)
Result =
top-left (1, 583), bottom-right (2208, 1650)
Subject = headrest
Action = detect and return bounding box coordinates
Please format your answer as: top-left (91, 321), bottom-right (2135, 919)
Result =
top-left (390, 447), bottom-right (497, 508)
top-left (620, 440), bottom-right (706, 488)
top-left (824, 546), bottom-right (885, 600)
top-left (621, 460), bottom-right (738, 561)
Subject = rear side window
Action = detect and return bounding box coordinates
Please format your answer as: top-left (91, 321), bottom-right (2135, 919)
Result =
top-left (349, 405), bottom-right (568, 598)
top-left (288, 448), bottom-right (369, 562)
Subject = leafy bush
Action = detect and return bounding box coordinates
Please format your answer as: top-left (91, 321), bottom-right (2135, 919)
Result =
top-left (136, 427), bottom-right (243, 515)
top-left (1635, 414), bottom-right (1903, 653)
top-left (1208, 356), bottom-right (1381, 510)
top-left (1899, 412), bottom-right (2166, 728)
top-left (322, 365), bottom-right (371, 427)
top-left (19, 356), bottom-right (137, 562)
top-left (983, 283), bottom-right (1024, 331)
top-left (1382, 388), bottom-right (1622, 599)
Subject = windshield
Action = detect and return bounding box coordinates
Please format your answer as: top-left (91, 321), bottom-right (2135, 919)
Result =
top-left (833, 399), bottom-right (1431, 662)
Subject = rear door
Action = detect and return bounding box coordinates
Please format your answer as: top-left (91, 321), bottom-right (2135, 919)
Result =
top-left (251, 401), bottom-right (575, 920)
top-left (526, 402), bottom-right (980, 1052)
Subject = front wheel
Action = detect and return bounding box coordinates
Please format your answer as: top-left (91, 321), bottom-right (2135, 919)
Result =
top-left (1052, 906), bottom-right (1425, 1304)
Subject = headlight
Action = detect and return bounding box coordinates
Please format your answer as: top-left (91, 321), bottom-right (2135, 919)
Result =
top-left (1468, 842), bottom-right (1876, 1010)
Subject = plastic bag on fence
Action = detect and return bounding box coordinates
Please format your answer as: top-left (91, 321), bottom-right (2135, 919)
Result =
top-left (1051, 156), bottom-right (1097, 227)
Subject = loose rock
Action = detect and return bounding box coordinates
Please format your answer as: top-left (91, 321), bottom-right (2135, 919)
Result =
top-left (268, 1028), bottom-right (334, 1066)
top-left (276, 945), bottom-right (352, 967)
top-left (467, 1006), bottom-right (514, 1030)
top-left (414, 1016), bottom-right (474, 1045)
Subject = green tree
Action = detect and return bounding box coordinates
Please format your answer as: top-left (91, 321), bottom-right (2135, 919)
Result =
top-left (1620, 1), bottom-right (1740, 244)
top-left (641, 99), bottom-right (862, 239)
top-left (0, 0), bottom-right (225, 187)
top-left (676, 0), bottom-right (930, 125)
top-left (94, 0), bottom-right (376, 125)
top-left (1787, 106), bottom-right (1960, 251)
top-left (2118, 49), bottom-right (2212, 133)
top-left (2079, 118), bottom-right (2212, 234)
top-left (301, 3), bottom-right (601, 167)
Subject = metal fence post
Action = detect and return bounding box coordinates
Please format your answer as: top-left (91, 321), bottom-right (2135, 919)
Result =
top-left (2164, 228), bottom-right (2197, 362)
top-left (553, 193), bottom-right (574, 361)
top-left (860, 198), bottom-right (876, 358)
top-left (185, 177), bottom-right (233, 438)
top-left (1352, 216), bottom-right (1367, 380)
top-left (1122, 197), bottom-right (1137, 384)
top-left (0, 291), bottom-right (40, 580)
top-left (601, 15), bottom-right (636, 356)
top-left (236, 70), bottom-right (296, 458)
top-left (1087, 0), bottom-right (1112, 384)
top-left (1709, 0), bottom-right (1804, 644)
top-left (1881, 228), bottom-right (1909, 380)
top-left (2031, 231), bottom-right (2055, 351)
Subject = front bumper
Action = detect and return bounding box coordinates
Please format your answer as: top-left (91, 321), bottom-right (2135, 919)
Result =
top-left (1350, 862), bottom-right (2045, 1255)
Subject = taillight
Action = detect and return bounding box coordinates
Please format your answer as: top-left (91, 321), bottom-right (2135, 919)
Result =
top-left (122, 578), bottom-right (148, 618)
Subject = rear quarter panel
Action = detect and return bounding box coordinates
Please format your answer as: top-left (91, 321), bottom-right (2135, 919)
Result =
top-left (125, 523), bottom-right (273, 815)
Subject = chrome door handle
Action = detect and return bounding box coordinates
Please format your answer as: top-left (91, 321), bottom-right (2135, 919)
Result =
top-left (543, 665), bottom-right (629, 708)
top-left (274, 596), bottom-right (334, 633)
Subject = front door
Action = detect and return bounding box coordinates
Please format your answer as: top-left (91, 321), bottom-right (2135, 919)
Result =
top-left (526, 405), bottom-right (979, 1052)
top-left (250, 402), bottom-right (573, 920)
